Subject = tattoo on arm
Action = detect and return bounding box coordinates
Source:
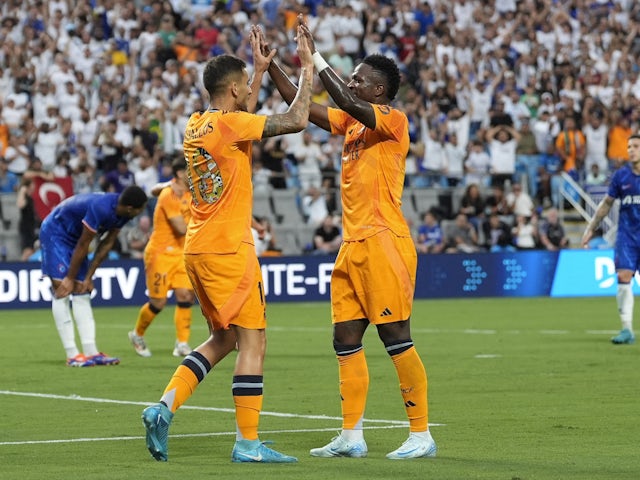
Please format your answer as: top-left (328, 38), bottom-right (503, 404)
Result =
top-left (263, 67), bottom-right (313, 137)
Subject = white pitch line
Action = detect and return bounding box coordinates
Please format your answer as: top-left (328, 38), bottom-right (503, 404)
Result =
top-left (0, 390), bottom-right (408, 424)
top-left (0, 425), bottom-right (409, 446)
top-left (0, 391), bottom-right (444, 447)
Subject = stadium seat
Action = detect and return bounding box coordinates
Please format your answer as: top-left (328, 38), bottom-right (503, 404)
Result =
top-left (270, 189), bottom-right (304, 226)
top-left (412, 188), bottom-right (440, 217)
top-left (0, 194), bottom-right (20, 261)
top-left (271, 225), bottom-right (305, 256)
top-left (450, 187), bottom-right (466, 216)
top-left (400, 188), bottom-right (419, 225)
top-left (252, 189), bottom-right (275, 222)
top-left (441, 219), bottom-right (457, 241)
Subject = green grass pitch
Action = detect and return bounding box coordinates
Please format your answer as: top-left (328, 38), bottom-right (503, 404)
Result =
top-left (1, 297), bottom-right (638, 480)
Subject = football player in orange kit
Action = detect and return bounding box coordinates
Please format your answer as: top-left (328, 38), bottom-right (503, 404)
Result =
top-left (261, 20), bottom-right (437, 460)
top-left (129, 157), bottom-right (195, 358)
top-left (141, 23), bottom-right (314, 463)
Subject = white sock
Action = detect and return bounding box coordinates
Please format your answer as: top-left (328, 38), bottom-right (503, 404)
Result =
top-left (52, 296), bottom-right (79, 358)
top-left (616, 283), bottom-right (634, 331)
top-left (160, 388), bottom-right (176, 411)
top-left (72, 294), bottom-right (98, 356)
top-left (341, 428), bottom-right (364, 442)
top-left (410, 430), bottom-right (432, 440)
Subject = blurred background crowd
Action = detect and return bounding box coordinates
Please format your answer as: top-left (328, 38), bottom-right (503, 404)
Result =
top-left (0, 0), bottom-right (637, 259)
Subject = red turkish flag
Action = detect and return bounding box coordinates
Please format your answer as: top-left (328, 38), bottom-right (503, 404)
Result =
top-left (33, 176), bottom-right (74, 220)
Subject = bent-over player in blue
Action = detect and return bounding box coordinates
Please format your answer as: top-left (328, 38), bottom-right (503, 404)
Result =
top-left (40, 185), bottom-right (148, 366)
top-left (582, 134), bottom-right (640, 344)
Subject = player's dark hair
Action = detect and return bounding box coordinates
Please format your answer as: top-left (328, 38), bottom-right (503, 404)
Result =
top-left (118, 185), bottom-right (147, 208)
top-left (202, 55), bottom-right (246, 99)
top-left (171, 157), bottom-right (187, 177)
top-left (362, 54), bottom-right (401, 101)
top-left (629, 134), bottom-right (640, 141)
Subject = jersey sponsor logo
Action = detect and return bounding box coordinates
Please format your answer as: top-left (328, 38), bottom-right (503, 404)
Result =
top-left (343, 137), bottom-right (365, 162)
top-left (621, 195), bottom-right (640, 205)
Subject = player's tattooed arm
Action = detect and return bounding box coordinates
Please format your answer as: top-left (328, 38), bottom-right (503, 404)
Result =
top-left (262, 24), bottom-right (313, 138)
top-left (262, 77), bottom-right (311, 138)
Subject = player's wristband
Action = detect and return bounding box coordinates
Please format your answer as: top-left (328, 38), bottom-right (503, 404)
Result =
top-left (312, 51), bottom-right (330, 73)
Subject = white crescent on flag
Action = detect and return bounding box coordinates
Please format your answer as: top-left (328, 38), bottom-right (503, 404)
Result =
top-left (33, 177), bottom-right (74, 220)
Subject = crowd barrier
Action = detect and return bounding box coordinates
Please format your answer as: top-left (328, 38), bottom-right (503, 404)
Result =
top-left (0, 250), bottom-right (632, 310)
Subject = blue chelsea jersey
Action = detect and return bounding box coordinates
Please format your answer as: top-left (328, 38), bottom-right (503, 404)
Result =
top-left (45, 192), bottom-right (130, 243)
top-left (608, 164), bottom-right (640, 245)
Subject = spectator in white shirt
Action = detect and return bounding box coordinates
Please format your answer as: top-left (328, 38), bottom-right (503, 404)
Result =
top-left (294, 131), bottom-right (326, 192)
top-left (418, 108), bottom-right (448, 187)
top-left (465, 139), bottom-right (492, 188)
top-left (334, 5), bottom-right (364, 60)
top-left (1, 98), bottom-right (28, 135)
top-left (582, 110), bottom-right (609, 174)
top-left (506, 182), bottom-right (535, 217)
top-left (487, 125), bottom-right (521, 188)
top-left (34, 122), bottom-right (64, 171)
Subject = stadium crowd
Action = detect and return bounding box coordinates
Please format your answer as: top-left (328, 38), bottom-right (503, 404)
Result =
top-left (0, 0), bottom-right (638, 258)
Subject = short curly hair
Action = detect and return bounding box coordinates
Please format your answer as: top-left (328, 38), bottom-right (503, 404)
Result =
top-left (362, 54), bottom-right (401, 101)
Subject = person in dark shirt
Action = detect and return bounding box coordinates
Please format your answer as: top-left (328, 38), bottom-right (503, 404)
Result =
top-left (101, 158), bottom-right (135, 193)
top-left (539, 207), bottom-right (569, 250)
top-left (312, 214), bottom-right (342, 254)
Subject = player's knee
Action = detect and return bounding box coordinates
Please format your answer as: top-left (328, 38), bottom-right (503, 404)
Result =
top-left (148, 302), bottom-right (163, 314)
top-left (333, 342), bottom-right (363, 356)
top-left (383, 339), bottom-right (414, 357)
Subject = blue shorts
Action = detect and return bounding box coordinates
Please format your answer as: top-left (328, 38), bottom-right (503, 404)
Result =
top-left (614, 241), bottom-right (640, 273)
top-left (40, 220), bottom-right (89, 281)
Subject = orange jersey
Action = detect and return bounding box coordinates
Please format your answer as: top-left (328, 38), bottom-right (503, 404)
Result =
top-left (608, 125), bottom-right (632, 161)
top-left (146, 180), bottom-right (191, 255)
top-left (555, 129), bottom-right (586, 171)
top-left (327, 104), bottom-right (411, 241)
top-left (183, 109), bottom-right (266, 254)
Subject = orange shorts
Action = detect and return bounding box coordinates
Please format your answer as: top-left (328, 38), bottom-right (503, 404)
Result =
top-left (144, 250), bottom-right (192, 299)
top-left (331, 229), bottom-right (416, 324)
top-left (184, 242), bottom-right (266, 331)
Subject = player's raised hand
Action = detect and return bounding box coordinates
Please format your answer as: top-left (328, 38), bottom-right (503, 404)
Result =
top-left (296, 24), bottom-right (313, 70)
top-left (255, 25), bottom-right (271, 58)
top-left (250, 25), bottom-right (276, 73)
top-left (297, 16), bottom-right (317, 54)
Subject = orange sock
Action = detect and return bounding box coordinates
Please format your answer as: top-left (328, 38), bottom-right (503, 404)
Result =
top-left (174, 303), bottom-right (192, 343)
top-left (135, 302), bottom-right (157, 336)
top-left (160, 351), bottom-right (211, 413)
top-left (233, 375), bottom-right (263, 441)
top-left (391, 346), bottom-right (428, 432)
top-left (336, 347), bottom-right (369, 430)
